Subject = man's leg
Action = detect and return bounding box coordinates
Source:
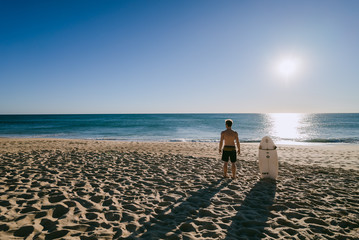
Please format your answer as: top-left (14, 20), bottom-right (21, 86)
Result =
top-left (230, 151), bottom-right (237, 179)
top-left (223, 162), bottom-right (229, 177)
top-left (231, 162), bottom-right (236, 179)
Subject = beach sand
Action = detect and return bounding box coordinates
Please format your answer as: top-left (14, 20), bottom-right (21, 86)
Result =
top-left (0, 138), bottom-right (358, 239)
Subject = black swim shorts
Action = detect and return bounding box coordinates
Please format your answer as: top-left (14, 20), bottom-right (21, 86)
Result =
top-left (222, 146), bottom-right (237, 163)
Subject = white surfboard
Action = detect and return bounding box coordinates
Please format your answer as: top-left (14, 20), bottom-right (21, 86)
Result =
top-left (258, 136), bottom-right (278, 179)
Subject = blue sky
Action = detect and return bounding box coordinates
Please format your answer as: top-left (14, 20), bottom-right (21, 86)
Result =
top-left (1, 0), bottom-right (359, 114)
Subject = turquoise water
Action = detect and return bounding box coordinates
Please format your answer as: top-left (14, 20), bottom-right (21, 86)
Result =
top-left (0, 113), bottom-right (358, 144)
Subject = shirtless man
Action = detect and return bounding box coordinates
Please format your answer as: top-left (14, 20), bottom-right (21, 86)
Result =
top-left (219, 119), bottom-right (240, 179)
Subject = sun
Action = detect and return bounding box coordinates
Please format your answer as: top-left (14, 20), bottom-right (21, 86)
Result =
top-left (276, 56), bottom-right (301, 79)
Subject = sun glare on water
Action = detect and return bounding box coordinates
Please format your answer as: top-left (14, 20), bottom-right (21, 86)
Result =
top-left (266, 113), bottom-right (306, 143)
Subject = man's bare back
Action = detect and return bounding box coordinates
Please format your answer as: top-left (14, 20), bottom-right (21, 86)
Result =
top-left (221, 129), bottom-right (238, 147)
top-left (219, 129), bottom-right (240, 154)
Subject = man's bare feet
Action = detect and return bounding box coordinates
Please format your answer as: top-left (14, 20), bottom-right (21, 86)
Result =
top-left (223, 175), bottom-right (230, 178)
top-left (231, 176), bottom-right (236, 180)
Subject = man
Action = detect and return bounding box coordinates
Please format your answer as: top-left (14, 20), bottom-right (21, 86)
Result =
top-left (219, 119), bottom-right (240, 179)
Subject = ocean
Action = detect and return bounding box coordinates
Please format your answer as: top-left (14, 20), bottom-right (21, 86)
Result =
top-left (0, 113), bottom-right (358, 144)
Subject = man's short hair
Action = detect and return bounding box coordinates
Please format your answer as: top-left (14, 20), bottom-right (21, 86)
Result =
top-left (225, 119), bottom-right (233, 127)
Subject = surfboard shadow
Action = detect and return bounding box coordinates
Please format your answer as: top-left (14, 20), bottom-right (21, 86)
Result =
top-left (225, 179), bottom-right (277, 240)
top-left (128, 178), bottom-right (229, 239)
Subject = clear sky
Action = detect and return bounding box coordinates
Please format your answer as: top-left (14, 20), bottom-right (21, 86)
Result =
top-left (1, 0), bottom-right (358, 114)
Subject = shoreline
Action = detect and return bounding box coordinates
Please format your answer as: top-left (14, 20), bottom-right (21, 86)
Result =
top-left (1, 138), bottom-right (358, 170)
top-left (0, 138), bottom-right (358, 239)
top-left (1, 136), bottom-right (358, 146)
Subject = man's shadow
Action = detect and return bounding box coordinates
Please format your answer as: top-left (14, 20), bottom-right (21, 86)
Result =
top-left (225, 178), bottom-right (277, 240)
top-left (127, 179), bottom-right (229, 239)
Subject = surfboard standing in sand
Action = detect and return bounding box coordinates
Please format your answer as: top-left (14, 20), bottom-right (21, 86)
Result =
top-left (258, 136), bottom-right (278, 179)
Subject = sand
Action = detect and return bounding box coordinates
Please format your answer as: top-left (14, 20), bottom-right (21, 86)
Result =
top-left (0, 138), bottom-right (358, 239)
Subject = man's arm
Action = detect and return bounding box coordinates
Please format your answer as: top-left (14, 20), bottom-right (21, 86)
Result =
top-left (219, 132), bottom-right (224, 153)
top-left (235, 132), bottom-right (240, 155)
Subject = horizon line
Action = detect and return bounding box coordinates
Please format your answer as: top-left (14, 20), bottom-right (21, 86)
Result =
top-left (1, 112), bottom-right (358, 115)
